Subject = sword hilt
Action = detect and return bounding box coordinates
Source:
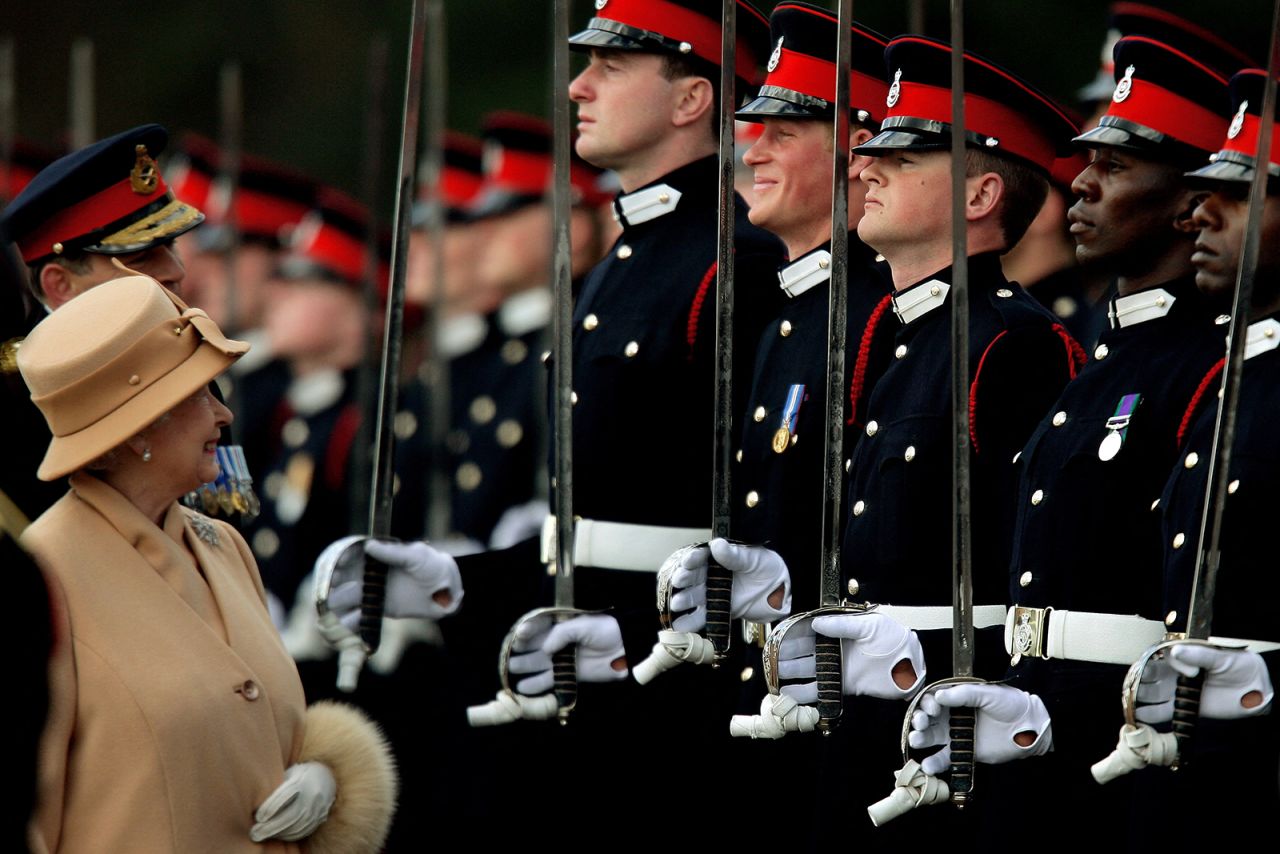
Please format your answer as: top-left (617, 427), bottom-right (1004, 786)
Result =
top-left (1170, 669), bottom-right (1204, 771)
top-left (948, 706), bottom-right (976, 807)
top-left (358, 553), bottom-right (389, 653)
top-left (552, 646), bottom-right (577, 725)
top-left (705, 560), bottom-right (733, 663)
top-left (815, 634), bottom-right (843, 734)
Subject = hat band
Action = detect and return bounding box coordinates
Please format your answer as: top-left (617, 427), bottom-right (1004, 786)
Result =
top-left (18, 171), bottom-right (172, 263)
top-left (34, 306), bottom-right (238, 437)
top-left (288, 219), bottom-right (367, 285)
top-left (763, 49), bottom-right (888, 122)
top-left (1204, 148), bottom-right (1280, 180)
top-left (1223, 112), bottom-right (1280, 169)
top-left (578, 10), bottom-right (760, 83)
top-left (887, 81), bottom-right (1057, 171)
top-left (1102, 77), bottom-right (1225, 153)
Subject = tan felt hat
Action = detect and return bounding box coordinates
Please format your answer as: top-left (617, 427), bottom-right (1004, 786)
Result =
top-left (17, 275), bottom-right (249, 481)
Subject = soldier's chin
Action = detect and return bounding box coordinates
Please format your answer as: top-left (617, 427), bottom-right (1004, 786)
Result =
top-left (1193, 266), bottom-right (1233, 300)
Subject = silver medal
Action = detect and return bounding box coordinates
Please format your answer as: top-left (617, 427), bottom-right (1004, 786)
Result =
top-left (1098, 429), bottom-right (1123, 461)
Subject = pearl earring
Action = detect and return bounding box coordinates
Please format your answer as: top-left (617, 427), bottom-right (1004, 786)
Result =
top-left (142, 448), bottom-right (152, 463)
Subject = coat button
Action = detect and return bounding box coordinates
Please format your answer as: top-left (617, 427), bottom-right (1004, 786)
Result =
top-left (617, 244), bottom-right (633, 259)
top-left (930, 285), bottom-right (941, 297)
top-left (1150, 498), bottom-right (1160, 511)
top-left (996, 288), bottom-right (1013, 298)
top-left (1031, 489), bottom-right (1044, 505)
top-left (865, 420), bottom-right (878, 436)
top-left (470, 395), bottom-right (497, 425)
top-left (753, 406), bottom-right (767, 422)
top-left (895, 344), bottom-right (908, 359)
top-left (745, 491), bottom-right (760, 508)
top-left (1228, 479), bottom-right (1240, 494)
top-left (780, 320), bottom-right (792, 337)
top-left (496, 419), bottom-right (524, 448)
top-left (282, 417), bottom-right (309, 448)
top-left (1012, 451), bottom-right (1022, 464)
top-left (844, 458), bottom-right (852, 473)
top-left (624, 341), bottom-right (639, 358)
top-left (739, 667), bottom-right (754, 682)
top-left (583, 313), bottom-right (599, 331)
top-left (1172, 532), bottom-right (1185, 549)
top-left (847, 578), bottom-right (860, 596)
top-left (571, 391), bottom-right (579, 405)
top-left (1052, 411), bottom-right (1067, 427)
top-left (852, 500), bottom-right (866, 516)
top-left (903, 445), bottom-right (916, 462)
top-left (1019, 571), bottom-right (1033, 588)
top-left (1165, 610), bottom-right (1178, 626)
top-left (1094, 344), bottom-right (1109, 360)
top-left (1184, 452), bottom-right (1199, 469)
top-left (252, 528), bottom-right (280, 559)
top-left (541, 349), bottom-right (552, 364)
top-left (394, 411), bottom-right (418, 439)
top-left (237, 680), bottom-right (260, 701)
top-left (502, 339), bottom-right (529, 364)
top-left (735, 449), bottom-right (743, 463)
top-left (456, 462), bottom-right (483, 491)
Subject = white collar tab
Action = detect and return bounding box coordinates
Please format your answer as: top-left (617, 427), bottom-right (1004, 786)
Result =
top-left (777, 250), bottom-right (832, 298)
top-left (1109, 287), bottom-right (1175, 329)
top-left (614, 184), bottom-right (682, 227)
top-left (892, 279), bottom-right (950, 325)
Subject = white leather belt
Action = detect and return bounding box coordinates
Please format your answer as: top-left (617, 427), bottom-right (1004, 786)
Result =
top-left (539, 516), bottom-right (710, 573)
top-left (877, 604), bottom-right (1007, 631)
top-left (1004, 605), bottom-right (1280, 666)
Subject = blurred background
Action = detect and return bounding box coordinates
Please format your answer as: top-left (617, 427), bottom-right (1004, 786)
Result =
top-left (4, 0), bottom-right (1273, 208)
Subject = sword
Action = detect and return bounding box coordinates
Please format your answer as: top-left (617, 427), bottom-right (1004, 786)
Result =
top-left (359, 0), bottom-right (431, 664)
top-left (68, 38), bottom-right (93, 152)
top-left (217, 62), bottom-right (244, 425)
top-left (1171, 0), bottom-right (1280, 769)
top-left (548, 0), bottom-right (579, 721)
top-left (350, 35), bottom-right (390, 533)
top-left (703, 0), bottom-right (738, 664)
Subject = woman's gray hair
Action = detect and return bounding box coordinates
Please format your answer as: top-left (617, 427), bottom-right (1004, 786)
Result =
top-left (82, 410), bottom-right (173, 473)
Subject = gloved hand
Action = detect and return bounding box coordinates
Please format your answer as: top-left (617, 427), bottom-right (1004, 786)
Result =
top-left (507, 613), bottom-right (629, 695)
top-left (250, 762), bottom-right (337, 842)
top-left (773, 612), bottom-right (925, 703)
top-left (667, 539), bottom-right (791, 632)
top-left (908, 683), bottom-right (1052, 775)
top-left (1136, 644), bottom-right (1274, 722)
top-left (323, 537), bottom-right (463, 630)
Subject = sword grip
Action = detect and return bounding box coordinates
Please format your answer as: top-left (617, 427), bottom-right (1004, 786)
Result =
top-left (704, 560), bottom-right (733, 661)
top-left (552, 646), bottom-right (577, 725)
top-left (949, 706), bottom-right (976, 806)
top-left (1171, 669), bottom-right (1204, 770)
top-left (359, 553), bottom-right (389, 653)
top-left (815, 634), bottom-right (843, 734)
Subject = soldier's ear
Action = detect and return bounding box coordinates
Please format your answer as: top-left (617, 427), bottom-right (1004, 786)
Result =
top-left (1173, 190), bottom-right (1209, 234)
top-left (670, 76), bottom-right (714, 130)
top-left (39, 262), bottom-right (77, 309)
top-left (847, 128), bottom-right (876, 180)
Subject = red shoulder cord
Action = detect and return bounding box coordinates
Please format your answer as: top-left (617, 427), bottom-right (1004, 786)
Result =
top-left (1177, 358), bottom-right (1225, 450)
top-left (846, 293), bottom-right (894, 428)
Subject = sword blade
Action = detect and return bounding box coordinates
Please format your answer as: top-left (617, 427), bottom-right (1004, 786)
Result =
top-left (704, 0), bottom-right (738, 660)
top-left (551, 0), bottom-right (575, 610)
top-left (68, 38), bottom-right (93, 152)
top-left (361, 0), bottom-right (431, 652)
top-left (815, 0), bottom-right (854, 735)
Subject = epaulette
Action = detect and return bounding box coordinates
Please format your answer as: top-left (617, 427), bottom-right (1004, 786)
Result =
top-left (1, 336), bottom-right (24, 374)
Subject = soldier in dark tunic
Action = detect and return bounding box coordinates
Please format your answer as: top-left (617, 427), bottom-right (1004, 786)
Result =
top-left (971, 35), bottom-right (1235, 845)
top-left (1123, 66), bottom-right (1280, 850)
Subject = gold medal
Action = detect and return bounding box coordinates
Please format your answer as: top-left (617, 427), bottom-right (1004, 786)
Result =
top-left (1098, 430), bottom-right (1123, 461)
top-left (772, 427), bottom-right (790, 454)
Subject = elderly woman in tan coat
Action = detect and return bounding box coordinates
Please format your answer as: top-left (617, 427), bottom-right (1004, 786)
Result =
top-left (18, 273), bottom-right (396, 853)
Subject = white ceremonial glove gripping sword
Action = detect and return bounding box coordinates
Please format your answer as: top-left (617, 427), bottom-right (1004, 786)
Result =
top-left (466, 613), bottom-right (629, 727)
top-left (868, 683), bottom-right (1052, 826)
top-left (908, 683), bottom-right (1053, 775)
top-left (1092, 645), bottom-right (1274, 784)
top-left (250, 762), bottom-right (337, 843)
top-left (327, 538), bottom-right (464, 628)
top-left (728, 611), bottom-right (925, 739)
top-left (634, 539), bottom-right (791, 685)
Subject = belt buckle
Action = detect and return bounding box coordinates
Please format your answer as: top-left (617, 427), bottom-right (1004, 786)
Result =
top-left (1010, 605), bottom-right (1052, 666)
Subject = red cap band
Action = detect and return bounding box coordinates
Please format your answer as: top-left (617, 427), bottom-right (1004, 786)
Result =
top-left (891, 81), bottom-right (1057, 171)
top-left (593, 0), bottom-right (762, 82)
top-left (294, 217), bottom-right (366, 285)
top-left (1222, 112), bottom-right (1280, 168)
top-left (764, 48), bottom-right (888, 118)
top-left (1104, 77), bottom-right (1226, 152)
top-left (19, 172), bottom-right (171, 262)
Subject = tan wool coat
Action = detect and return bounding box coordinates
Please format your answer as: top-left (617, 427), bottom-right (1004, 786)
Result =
top-left (24, 473), bottom-right (308, 854)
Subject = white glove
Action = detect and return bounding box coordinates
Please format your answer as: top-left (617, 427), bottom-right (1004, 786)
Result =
top-left (667, 539), bottom-right (791, 632)
top-left (250, 762), bottom-right (337, 842)
top-left (773, 612), bottom-right (925, 703)
top-left (908, 683), bottom-right (1052, 775)
top-left (326, 538), bottom-right (464, 630)
top-left (507, 613), bottom-right (629, 695)
top-left (1168, 645), bottom-right (1274, 719)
